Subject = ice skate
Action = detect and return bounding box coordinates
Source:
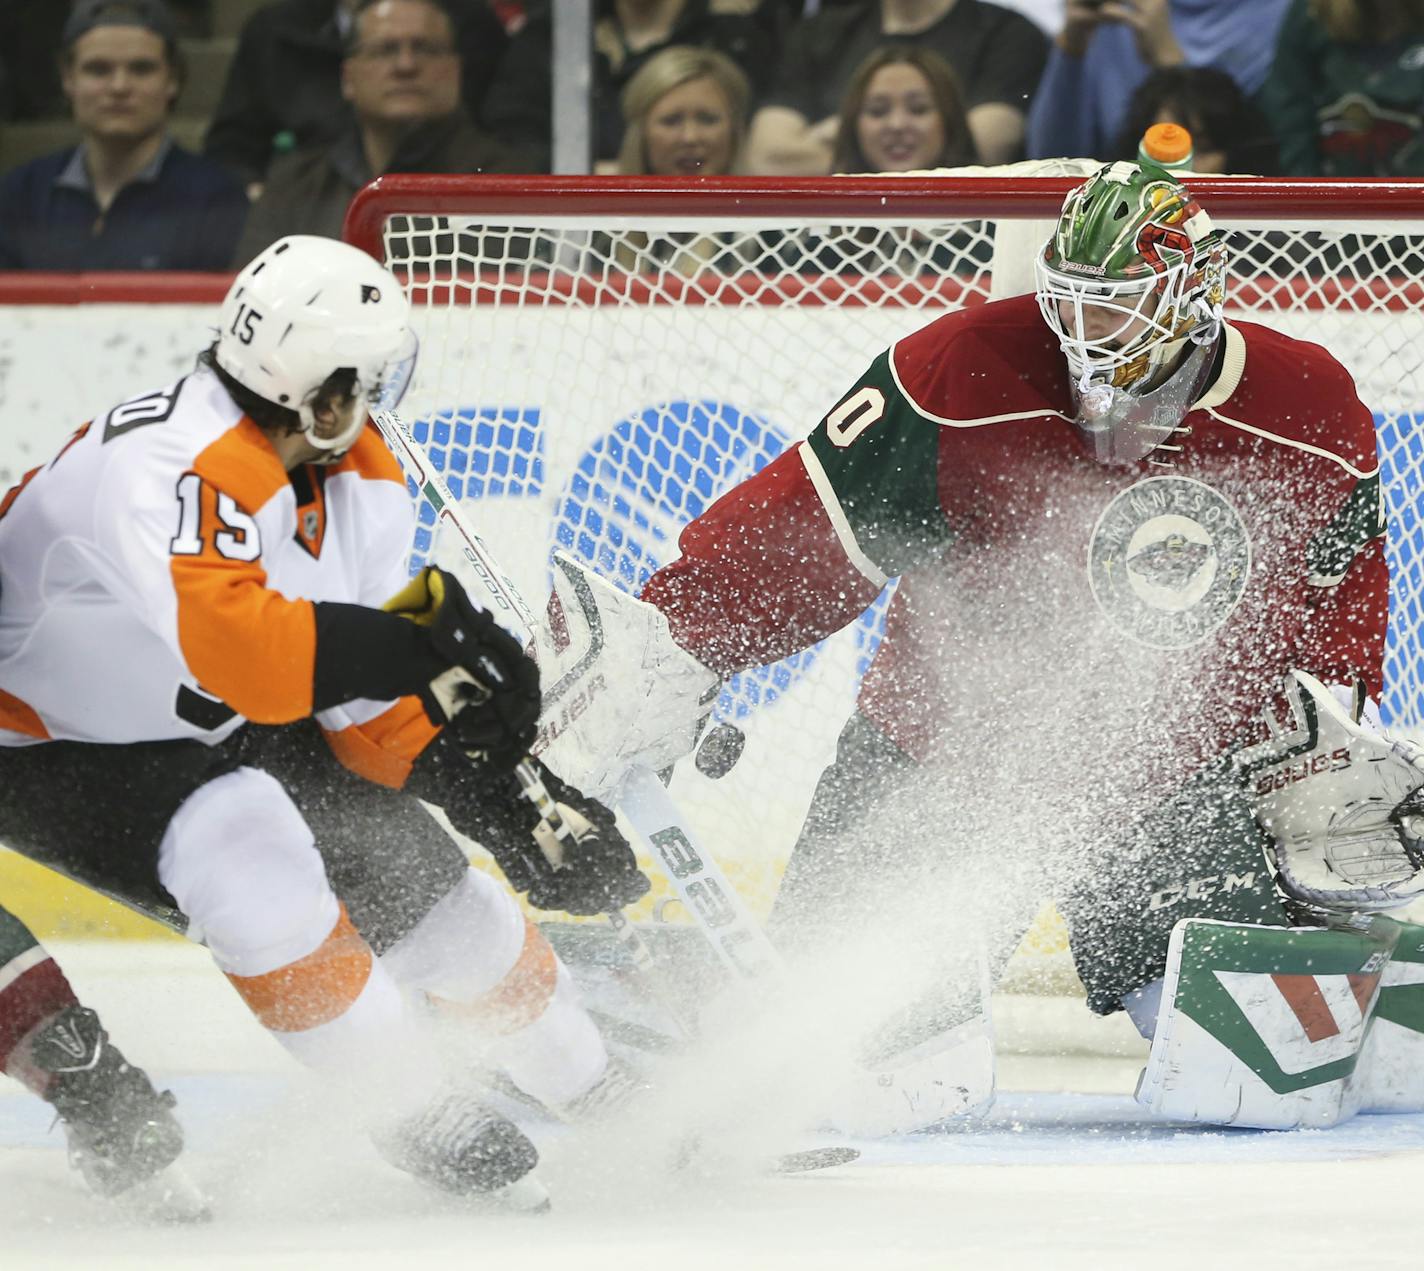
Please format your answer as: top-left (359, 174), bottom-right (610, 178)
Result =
top-left (31, 1005), bottom-right (208, 1221)
top-left (375, 1090), bottom-right (548, 1211)
top-left (559, 1055), bottom-right (650, 1124)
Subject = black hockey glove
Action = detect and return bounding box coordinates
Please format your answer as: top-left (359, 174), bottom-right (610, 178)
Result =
top-left (440, 756), bottom-right (651, 916)
top-left (384, 567), bottom-right (540, 769)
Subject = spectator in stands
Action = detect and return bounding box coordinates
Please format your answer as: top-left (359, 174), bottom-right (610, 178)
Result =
top-left (1260, 0), bottom-right (1424, 176)
top-left (603, 45), bottom-right (748, 274)
top-left (484, 0), bottom-right (785, 172)
top-left (615, 43), bottom-right (748, 174)
top-left (0, 0), bottom-right (247, 270)
top-left (204, 0), bottom-right (509, 191)
top-left (0, 0), bottom-right (212, 123)
top-left (1114, 66), bottom-right (1280, 173)
top-left (808, 47), bottom-right (980, 276)
top-left (1027, 0), bottom-right (1292, 162)
top-left (832, 46), bottom-right (976, 172)
top-left (743, 0), bottom-right (1046, 175)
top-left (232, 0), bottom-right (527, 264)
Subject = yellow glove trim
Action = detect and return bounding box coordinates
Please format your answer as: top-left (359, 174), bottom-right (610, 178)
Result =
top-left (382, 566), bottom-right (447, 626)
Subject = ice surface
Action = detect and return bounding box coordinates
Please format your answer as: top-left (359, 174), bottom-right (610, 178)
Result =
top-left (4, 943), bottom-right (1423, 1270)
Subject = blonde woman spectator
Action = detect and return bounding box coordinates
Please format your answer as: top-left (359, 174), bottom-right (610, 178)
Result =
top-left (615, 43), bottom-right (750, 174)
top-left (606, 46), bottom-right (750, 275)
top-left (832, 46), bottom-right (976, 172)
top-left (1260, 0), bottom-right (1424, 175)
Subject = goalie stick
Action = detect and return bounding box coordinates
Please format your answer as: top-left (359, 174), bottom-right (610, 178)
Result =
top-left (370, 410), bottom-right (783, 997)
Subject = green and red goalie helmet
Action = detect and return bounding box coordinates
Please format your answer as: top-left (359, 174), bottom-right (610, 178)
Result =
top-left (1034, 160), bottom-right (1229, 464)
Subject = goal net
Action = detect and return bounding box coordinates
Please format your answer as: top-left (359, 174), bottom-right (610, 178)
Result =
top-left (345, 171), bottom-right (1424, 986)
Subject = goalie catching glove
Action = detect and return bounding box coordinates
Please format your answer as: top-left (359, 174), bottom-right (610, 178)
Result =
top-left (1236, 669), bottom-right (1424, 911)
top-left (442, 754), bottom-right (650, 915)
top-left (384, 566), bottom-right (541, 769)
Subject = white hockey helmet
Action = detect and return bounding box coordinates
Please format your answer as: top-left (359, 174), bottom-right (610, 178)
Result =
top-left (215, 236), bottom-right (417, 455)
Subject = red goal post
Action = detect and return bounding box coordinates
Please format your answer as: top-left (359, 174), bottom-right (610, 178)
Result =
top-left (342, 174), bottom-right (1424, 982)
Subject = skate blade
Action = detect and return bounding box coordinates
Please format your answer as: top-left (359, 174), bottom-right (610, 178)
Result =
top-left (113, 1163), bottom-right (212, 1224)
top-left (674, 1138), bottom-right (860, 1178)
top-left (475, 1172), bottom-right (551, 1214)
top-left (771, 1146), bottom-right (860, 1174)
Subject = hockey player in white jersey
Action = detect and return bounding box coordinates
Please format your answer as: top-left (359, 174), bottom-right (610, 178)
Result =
top-left (0, 236), bottom-right (649, 1203)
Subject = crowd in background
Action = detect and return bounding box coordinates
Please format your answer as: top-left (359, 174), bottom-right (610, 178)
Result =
top-left (0, 0), bottom-right (1421, 271)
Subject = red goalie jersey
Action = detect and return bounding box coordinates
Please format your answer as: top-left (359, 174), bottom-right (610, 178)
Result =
top-left (641, 294), bottom-right (1387, 777)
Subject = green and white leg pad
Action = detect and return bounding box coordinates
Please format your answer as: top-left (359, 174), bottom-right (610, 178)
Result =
top-left (1135, 917), bottom-right (1424, 1129)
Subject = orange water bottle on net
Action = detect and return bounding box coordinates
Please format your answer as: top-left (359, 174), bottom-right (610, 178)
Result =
top-left (1137, 122), bottom-right (1194, 173)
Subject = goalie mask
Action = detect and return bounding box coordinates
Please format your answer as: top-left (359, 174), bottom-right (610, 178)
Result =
top-left (1033, 161), bottom-right (1227, 465)
top-left (215, 236), bottom-right (417, 457)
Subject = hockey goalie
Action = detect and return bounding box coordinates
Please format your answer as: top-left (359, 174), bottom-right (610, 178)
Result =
top-left (533, 160), bottom-right (1424, 1132)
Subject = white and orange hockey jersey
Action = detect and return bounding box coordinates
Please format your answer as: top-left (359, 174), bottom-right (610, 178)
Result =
top-left (0, 364), bottom-right (432, 778)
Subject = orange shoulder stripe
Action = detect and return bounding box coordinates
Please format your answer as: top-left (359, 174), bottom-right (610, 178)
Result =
top-left (322, 695), bottom-right (440, 789)
top-left (193, 416), bottom-right (289, 513)
top-left (329, 422), bottom-right (407, 486)
top-left (171, 421), bottom-right (315, 724)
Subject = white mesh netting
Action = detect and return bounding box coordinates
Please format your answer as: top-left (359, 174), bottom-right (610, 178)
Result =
top-left (360, 183), bottom-right (1424, 967)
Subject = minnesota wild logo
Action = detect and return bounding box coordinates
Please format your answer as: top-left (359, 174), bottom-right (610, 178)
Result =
top-left (1088, 476), bottom-right (1250, 649)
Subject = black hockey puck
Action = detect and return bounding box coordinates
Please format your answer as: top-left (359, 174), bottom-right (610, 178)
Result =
top-left (772, 1147), bottom-right (861, 1174)
top-left (694, 722), bottom-right (746, 778)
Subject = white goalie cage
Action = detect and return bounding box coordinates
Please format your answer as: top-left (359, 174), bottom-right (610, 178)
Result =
top-left (344, 172), bottom-right (1424, 974)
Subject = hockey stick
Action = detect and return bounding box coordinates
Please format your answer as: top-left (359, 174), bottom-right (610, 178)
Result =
top-left (371, 410), bottom-right (783, 1012)
top-left (373, 409), bottom-right (966, 1142)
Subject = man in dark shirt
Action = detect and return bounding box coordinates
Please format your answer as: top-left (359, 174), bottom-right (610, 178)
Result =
top-left (0, 0), bottom-right (248, 271)
top-left (745, 0), bottom-right (1048, 173)
top-left (232, 0), bottom-right (526, 263)
top-left (204, 0), bottom-right (508, 190)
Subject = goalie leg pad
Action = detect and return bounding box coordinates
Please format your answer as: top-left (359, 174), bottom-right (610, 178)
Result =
top-left (1136, 917), bottom-right (1397, 1129)
top-left (1354, 919), bottom-right (1424, 1113)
